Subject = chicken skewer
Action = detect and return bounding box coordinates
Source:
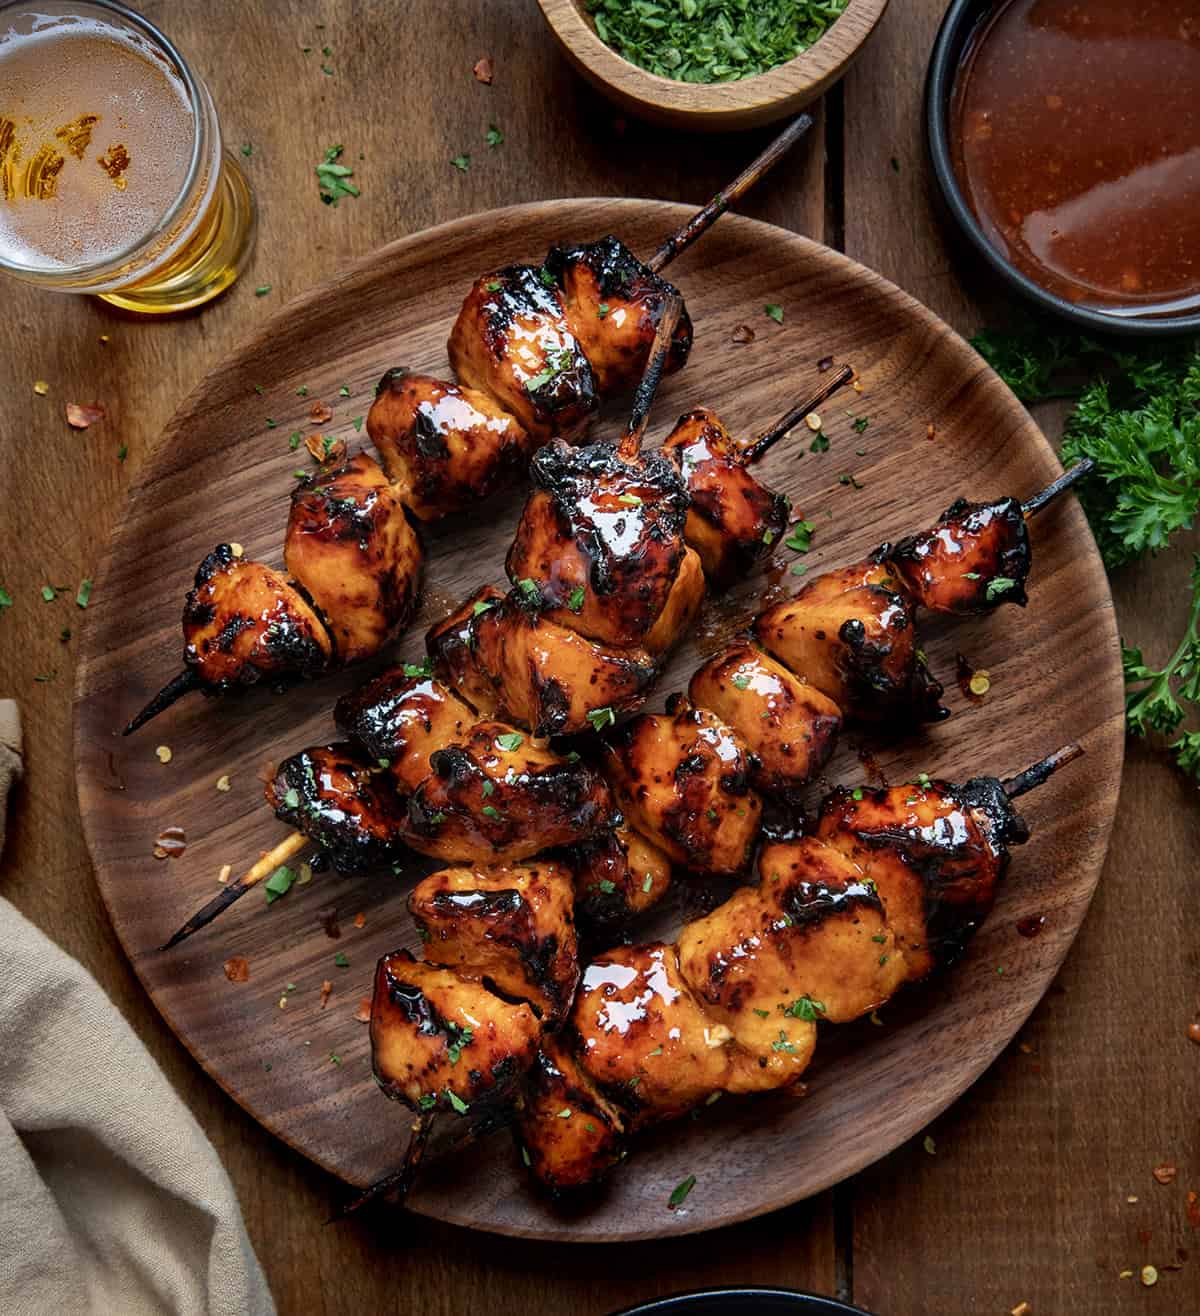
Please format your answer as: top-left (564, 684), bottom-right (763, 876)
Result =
top-left (161, 456), bottom-right (1090, 949)
top-left (123, 116), bottom-right (816, 737)
top-left (360, 743), bottom-right (1080, 1206)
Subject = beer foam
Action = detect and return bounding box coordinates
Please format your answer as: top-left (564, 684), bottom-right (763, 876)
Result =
top-left (0, 15), bottom-right (195, 270)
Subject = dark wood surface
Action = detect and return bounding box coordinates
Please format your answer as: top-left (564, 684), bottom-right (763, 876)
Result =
top-left (1, 0), bottom-right (1195, 1310)
top-left (75, 195), bottom-right (1122, 1240)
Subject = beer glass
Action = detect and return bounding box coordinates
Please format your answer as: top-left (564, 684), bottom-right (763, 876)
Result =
top-left (0, 0), bottom-right (255, 312)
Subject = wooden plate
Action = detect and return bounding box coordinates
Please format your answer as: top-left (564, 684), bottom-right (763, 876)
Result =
top-left (74, 199), bottom-right (1124, 1241)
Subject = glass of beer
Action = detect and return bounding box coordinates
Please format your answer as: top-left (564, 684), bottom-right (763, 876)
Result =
top-left (0, 0), bottom-right (255, 312)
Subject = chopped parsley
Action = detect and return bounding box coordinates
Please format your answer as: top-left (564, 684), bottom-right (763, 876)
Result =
top-left (75, 579), bottom-right (92, 609)
top-left (598, 302), bottom-right (610, 319)
top-left (254, 285), bottom-right (272, 297)
top-left (486, 124), bottom-right (504, 148)
top-left (668, 1174), bottom-right (697, 1208)
top-left (264, 865), bottom-right (297, 903)
top-left (781, 995), bottom-right (826, 1022)
top-left (446, 1089), bottom-right (469, 1115)
top-left (986, 576), bottom-right (1017, 602)
top-left (809, 433), bottom-right (830, 453)
top-left (567, 586), bottom-right (585, 612)
top-left (445, 1022), bottom-right (473, 1065)
top-left (764, 303), bottom-right (784, 323)
top-left (587, 706), bottom-right (616, 732)
top-left (316, 145), bottom-right (360, 206)
top-left (403, 658), bottom-right (432, 678)
top-left (785, 520), bottom-right (815, 553)
top-left (334, 951), bottom-right (349, 968)
top-left (283, 787), bottom-right (301, 809)
top-left (598, 879), bottom-right (616, 894)
top-left (524, 347), bottom-right (574, 393)
top-left (496, 731), bottom-right (524, 751)
top-left (642, 872), bottom-right (654, 893)
top-left (732, 673), bottom-right (751, 691)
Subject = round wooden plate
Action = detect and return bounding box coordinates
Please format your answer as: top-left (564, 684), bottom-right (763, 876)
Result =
top-left (75, 199), bottom-right (1123, 1241)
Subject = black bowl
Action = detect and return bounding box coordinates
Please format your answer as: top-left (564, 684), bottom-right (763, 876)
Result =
top-left (612, 1288), bottom-right (874, 1316)
top-left (925, 0), bottom-right (1200, 338)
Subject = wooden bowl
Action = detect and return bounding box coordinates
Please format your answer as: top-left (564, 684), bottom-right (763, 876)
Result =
top-left (536, 0), bottom-right (891, 130)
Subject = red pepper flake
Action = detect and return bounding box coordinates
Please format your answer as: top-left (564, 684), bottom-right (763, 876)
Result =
top-left (472, 56), bottom-right (494, 84)
top-left (1016, 915), bottom-right (1046, 939)
top-left (353, 911), bottom-right (366, 928)
top-left (731, 324), bottom-right (756, 345)
top-left (1188, 1191), bottom-right (1200, 1227)
top-left (308, 400), bottom-right (333, 424)
top-left (223, 957), bottom-right (250, 983)
top-left (926, 422), bottom-right (937, 441)
top-left (320, 979), bottom-right (333, 1009)
top-left (66, 401), bottom-right (106, 429)
top-left (153, 825), bottom-right (186, 860)
top-left (1154, 1163), bottom-right (1178, 1186)
top-left (355, 996), bottom-right (371, 1023)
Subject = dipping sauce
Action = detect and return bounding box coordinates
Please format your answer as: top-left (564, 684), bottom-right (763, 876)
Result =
top-left (951, 0), bottom-right (1200, 316)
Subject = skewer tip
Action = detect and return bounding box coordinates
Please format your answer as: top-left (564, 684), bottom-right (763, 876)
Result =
top-left (1021, 458), bottom-right (1095, 517)
top-left (1001, 743), bottom-right (1084, 799)
top-left (122, 668), bottom-right (201, 736)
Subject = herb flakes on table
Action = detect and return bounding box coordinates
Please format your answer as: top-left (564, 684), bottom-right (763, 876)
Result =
top-left (587, 0), bottom-right (850, 84)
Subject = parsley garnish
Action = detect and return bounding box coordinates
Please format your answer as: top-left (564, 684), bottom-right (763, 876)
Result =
top-left (764, 303), bottom-right (784, 323)
top-left (496, 731), bottom-right (524, 751)
top-left (264, 865), bottom-right (297, 903)
top-left (472, 598), bottom-right (498, 616)
top-left (283, 787), bottom-right (301, 809)
top-left (450, 154), bottom-right (471, 172)
top-left (785, 520), bottom-right (815, 553)
top-left (668, 1175), bottom-right (696, 1208)
top-left (781, 995), bottom-right (826, 1021)
top-left (525, 347), bottom-right (574, 393)
top-left (316, 145), bottom-right (360, 206)
top-left (75, 579), bottom-right (92, 609)
top-left (486, 124), bottom-right (504, 148)
top-left (642, 872), bottom-right (654, 893)
top-left (732, 673), bottom-right (751, 691)
top-left (481, 804), bottom-right (500, 819)
top-left (598, 302), bottom-right (609, 319)
top-left (809, 433), bottom-right (829, 453)
top-left (598, 879), bottom-right (616, 894)
top-left (255, 285), bottom-right (271, 297)
top-left (567, 586), bottom-right (585, 612)
top-left (986, 576), bottom-right (1016, 602)
top-left (445, 1021), bottom-right (473, 1064)
top-left (446, 1089), bottom-right (469, 1115)
top-left (587, 706), bottom-right (616, 732)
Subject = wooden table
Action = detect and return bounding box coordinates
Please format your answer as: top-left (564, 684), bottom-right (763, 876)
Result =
top-left (1, 3), bottom-right (1195, 1312)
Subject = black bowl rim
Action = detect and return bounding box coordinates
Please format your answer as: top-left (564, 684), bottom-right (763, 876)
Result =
top-left (924, 0), bottom-right (1200, 338)
top-left (611, 1286), bottom-right (875, 1316)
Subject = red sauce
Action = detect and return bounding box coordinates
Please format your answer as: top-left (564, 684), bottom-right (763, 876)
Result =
top-left (952, 0), bottom-right (1200, 315)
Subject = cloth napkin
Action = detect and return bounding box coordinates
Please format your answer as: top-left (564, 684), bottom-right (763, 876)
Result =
top-left (0, 700), bottom-right (275, 1315)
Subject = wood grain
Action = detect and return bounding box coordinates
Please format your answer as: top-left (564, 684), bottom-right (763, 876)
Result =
top-left (74, 197), bottom-right (1122, 1241)
top-left (536, 0), bottom-right (890, 130)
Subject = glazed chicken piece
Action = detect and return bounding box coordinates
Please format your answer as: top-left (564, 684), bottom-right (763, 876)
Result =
top-left (425, 586), bottom-right (507, 718)
top-left (882, 496), bottom-right (1031, 616)
top-left (546, 235), bottom-right (693, 396)
top-left (370, 951), bottom-right (541, 1115)
top-left (682, 835), bottom-right (907, 1057)
top-left (515, 1035), bottom-right (627, 1191)
top-left (815, 773), bottom-right (1029, 981)
top-left (603, 696), bottom-right (761, 876)
top-left (472, 592), bottom-right (660, 737)
top-left (754, 559), bottom-right (947, 724)
top-left (689, 642), bottom-right (842, 798)
top-left (334, 667), bottom-right (476, 794)
top-left (180, 544), bottom-right (332, 690)
top-left (448, 263), bottom-right (598, 444)
top-left (570, 942), bottom-right (778, 1126)
top-left (283, 453), bottom-right (422, 666)
top-left (408, 860), bottom-right (579, 1021)
top-left (661, 406), bottom-right (790, 589)
top-left (266, 742), bottom-right (406, 873)
top-left (506, 440), bottom-right (691, 648)
top-left (563, 823), bottom-right (673, 929)
top-left (366, 370), bottom-right (533, 521)
top-left (640, 545), bottom-right (706, 657)
top-left (401, 721), bottom-right (615, 864)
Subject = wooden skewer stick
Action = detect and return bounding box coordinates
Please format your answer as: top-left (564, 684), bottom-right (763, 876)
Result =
top-left (333, 1109), bottom-right (435, 1220)
top-left (646, 113), bottom-right (816, 274)
top-left (1001, 743), bottom-right (1084, 799)
top-left (618, 294), bottom-right (685, 462)
top-left (741, 364), bottom-right (857, 464)
top-left (1021, 458), bottom-right (1094, 517)
top-left (159, 830), bottom-right (308, 951)
top-left (122, 668), bottom-right (202, 737)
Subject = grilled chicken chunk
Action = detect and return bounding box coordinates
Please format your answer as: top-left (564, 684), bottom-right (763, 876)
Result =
top-left (754, 559), bottom-right (947, 723)
top-left (689, 642), bottom-right (842, 798)
top-left (641, 545), bottom-right (706, 657)
top-left (473, 592), bottom-right (660, 736)
top-left (815, 774), bottom-right (1028, 981)
top-left (546, 236), bottom-right (692, 397)
top-left (506, 440), bottom-right (691, 647)
top-left (334, 668), bottom-right (476, 794)
top-left (408, 860), bottom-right (579, 1021)
top-left (267, 742), bottom-right (405, 873)
top-left (683, 836), bottom-right (906, 1040)
top-left (425, 586), bottom-right (507, 718)
top-left (283, 453), bottom-right (421, 666)
top-left (367, 370), bottom-right (533, 521)
top-left (571, 943), bottom-right (776, 1125)
top-left (448, 264), bottom-right (598, 444)
top-left (370, 951), bottom-right (540, 1114)
top-left (181, 545), bottom-right (332, 690)
top-left (883, 496), bottom-right (1031, 616)
top-left (662, 407), bottom-right (790, 589)
top-left (603, 697), bottom-right (761, 876)
top-left (564, 824), bottom-right (673, 928)
top-left (402, 721), bottom-right (615, 864)
top-left (515, 1036), bottom-right (627, 1191)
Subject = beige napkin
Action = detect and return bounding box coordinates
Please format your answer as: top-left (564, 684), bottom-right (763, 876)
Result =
top-left (0, 701), bottom-right (274, 1315)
